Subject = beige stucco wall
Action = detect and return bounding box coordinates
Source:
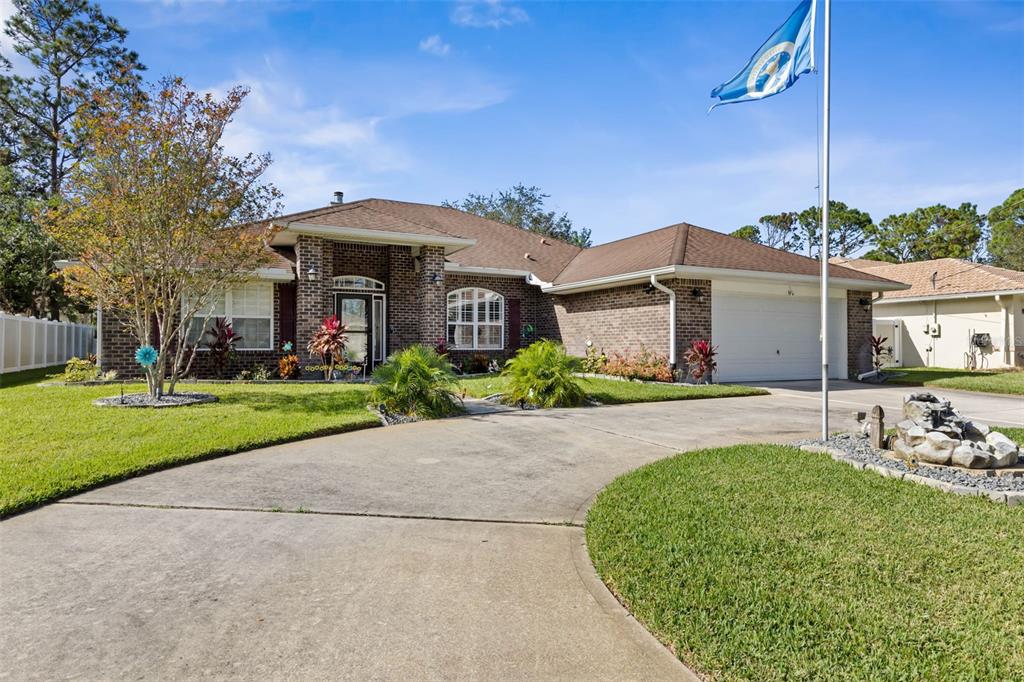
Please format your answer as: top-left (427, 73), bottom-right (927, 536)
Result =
top-left (874, 294), bottom-right (1022, 369)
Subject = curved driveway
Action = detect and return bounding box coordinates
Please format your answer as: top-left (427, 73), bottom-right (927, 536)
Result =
top-left (2, 382), bottom-right (1020, 680)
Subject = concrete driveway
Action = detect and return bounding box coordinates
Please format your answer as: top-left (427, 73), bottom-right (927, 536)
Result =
top-left (1, 382), bottom-right (1020, 680)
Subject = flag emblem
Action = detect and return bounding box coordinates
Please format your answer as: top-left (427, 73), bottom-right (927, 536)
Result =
top-left (710, 0), bottom-right (815, 110)
top-left (747, 42), bottom-right (796, 97)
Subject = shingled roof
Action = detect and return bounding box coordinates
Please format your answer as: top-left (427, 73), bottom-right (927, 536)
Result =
top-left (552, 222), bottom-right (898, 286)
top-left (267, 198), bottom-right (903, 289)
top-left (833, 257), bottom-right (1024, 300)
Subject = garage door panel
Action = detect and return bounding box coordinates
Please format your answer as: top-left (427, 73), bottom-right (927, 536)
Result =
top-left (712, 286), bottom-right (846, 382)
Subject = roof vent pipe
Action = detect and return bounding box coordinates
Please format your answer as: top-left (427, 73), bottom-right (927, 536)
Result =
top-left (649, 275), bottom-right (676, 369)
top-left (331, 191), bottom-right (344, 205)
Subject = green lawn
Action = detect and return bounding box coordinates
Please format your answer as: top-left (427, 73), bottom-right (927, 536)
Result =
top-left (459, 374), bottom-right (768, 404)
top-left (0, 368), bottom-right (378, 517)
top-left (884, 366), bottom-right (1024, 395)
top-left (587, 444), bottom-right (1024, 681)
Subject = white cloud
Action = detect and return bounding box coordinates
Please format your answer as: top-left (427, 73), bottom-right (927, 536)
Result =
top-left (451, 0), bottom-right (528, 29)
top-left (419, 34), bottom-right (451, 57)
top-left (206, 53), bottom-right (510, 212)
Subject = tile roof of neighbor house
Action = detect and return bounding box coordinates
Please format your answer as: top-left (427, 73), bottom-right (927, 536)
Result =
top-left (831, 257), bottom-right (1024, 299)
top-left (552, 222), bottom-right (898, 285)
top-left (267, 198), bottom-right (900, 287)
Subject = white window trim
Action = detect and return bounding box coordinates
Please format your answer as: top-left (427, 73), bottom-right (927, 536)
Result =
top-left (184, 283), bottom-right (275, 351)
top-left (447, 287), bottom-right (504, 351)
top-left (332, 275), bottom-right (386, 291)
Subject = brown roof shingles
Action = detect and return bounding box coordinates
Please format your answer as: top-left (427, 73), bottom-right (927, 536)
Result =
top-left (834, 257), bottom-right (1024, 299)
top-left (265, 198), bottom-right (901, 287)
top-left (552, 222), bottom-right (897, 285)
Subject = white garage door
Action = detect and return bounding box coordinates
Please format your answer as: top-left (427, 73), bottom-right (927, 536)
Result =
top-left (712, 281), bottom-right (847, 382)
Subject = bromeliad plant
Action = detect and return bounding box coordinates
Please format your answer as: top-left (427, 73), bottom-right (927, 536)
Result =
top-left (683, 339), bottom-right (718, 384)
top-left (370, 345), bottom-right (462, 419)
top-left (502, 339), bottom-right (585, 408)
top-left (307, 315), bottom-right (348, 380)
top-left (204, 317), bottom-right (242, 378)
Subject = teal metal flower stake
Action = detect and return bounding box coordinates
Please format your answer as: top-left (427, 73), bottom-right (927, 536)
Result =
top-left (135, 345), bottom-right (158, 367)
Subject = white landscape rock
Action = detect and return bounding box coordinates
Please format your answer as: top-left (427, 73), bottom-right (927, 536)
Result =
top-left (913, 431), bottom-right (957, 465)
top-left (951, 444), bottom-right (994, 469)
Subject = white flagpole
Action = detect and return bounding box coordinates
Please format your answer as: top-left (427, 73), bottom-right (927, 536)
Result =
top-left (820, 0), bottom-right (831, 440)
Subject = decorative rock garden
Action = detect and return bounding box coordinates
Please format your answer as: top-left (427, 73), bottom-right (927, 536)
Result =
top-left (890, 392), bottom-right (1019, 470)
top-left (796, 392), bottom-right (1023, 506)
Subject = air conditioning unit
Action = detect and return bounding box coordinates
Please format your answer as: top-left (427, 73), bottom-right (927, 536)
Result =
top-left (928, 323), bottom-right (941, 337)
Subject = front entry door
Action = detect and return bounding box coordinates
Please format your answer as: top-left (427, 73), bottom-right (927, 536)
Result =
top-left (336, 294), bottom-right (371, 367)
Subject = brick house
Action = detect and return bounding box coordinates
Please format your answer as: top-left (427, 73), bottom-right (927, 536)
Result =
top-left (98, 196), bottom-right (907, 381)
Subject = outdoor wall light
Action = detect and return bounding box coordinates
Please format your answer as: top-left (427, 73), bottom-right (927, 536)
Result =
top-left (859, 297), bottom-right (870, 307)
top-left (691, 287), bottom-right (705, 301)
top-left (306, 266), bottom-right (318, 281)
top-left (643, 283), bottom-right (656, 295)
top-left (431, 273), bottom-right (444, 285)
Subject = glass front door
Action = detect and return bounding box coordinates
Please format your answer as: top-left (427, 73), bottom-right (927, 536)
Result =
top-left (336, 294), bottom-right (370, 365)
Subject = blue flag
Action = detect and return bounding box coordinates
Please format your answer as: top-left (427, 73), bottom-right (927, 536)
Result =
top-left (710, 0), bottom-right (815, 110)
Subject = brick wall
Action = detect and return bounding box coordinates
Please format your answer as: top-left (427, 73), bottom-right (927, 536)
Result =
top-left (552, 278), bottom-right (711, 366)
top-left (418, 246), bottom-right (446, 346)
top-left (847, 289), bottom-right (873, 378)
top-left (387, 246), bottom-right (418, 353)
top-left (296, 235), bottom-right (325, 356)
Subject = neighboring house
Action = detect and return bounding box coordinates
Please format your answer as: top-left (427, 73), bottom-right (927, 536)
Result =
top-left (833, 257), bottom-right (1024, 370)
top-left (98, 196), bottom-right (905, 381)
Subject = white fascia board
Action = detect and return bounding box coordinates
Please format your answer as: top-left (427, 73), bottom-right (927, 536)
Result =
top-left (541, 266), bottom-right (676, 294)
top-left (874, 288), bottom-right (1024, 305)
top-left (443, 263), bottom-right (534, 279)
top-left (541, 263), bottom-right (909, 295)
top-left (673, 265), bottom-right (910, 291)
top-left (254, 267), bottom-right (295, 282)
top-left (279, 221), bottom-right (475, 254)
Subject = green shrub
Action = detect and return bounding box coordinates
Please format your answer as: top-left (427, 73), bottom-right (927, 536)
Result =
top-left (502, 340), bottom-right (585, 408)
top-left (370, 345), bottom-right (462, 418)
top-left (59, 357), bottom-right (100, 383)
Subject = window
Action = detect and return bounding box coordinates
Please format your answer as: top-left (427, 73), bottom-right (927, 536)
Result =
top-left (332, 276), bottom-right (385, 291)
top-left (447, 288), bottom-right (504, 350)
top-left (184, 282), bottom-right (274, 350)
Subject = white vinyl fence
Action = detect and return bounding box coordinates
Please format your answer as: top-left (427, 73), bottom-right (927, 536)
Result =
top-left (0, 313), bottom-right (96, 374)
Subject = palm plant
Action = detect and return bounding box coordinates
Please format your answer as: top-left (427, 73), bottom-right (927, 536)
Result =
top-left (502, 340), bottom-right (585, 408)
top-left (370, 345), bottom-right (462, 418)
top-left (307, 315), bottom-right (348, 380)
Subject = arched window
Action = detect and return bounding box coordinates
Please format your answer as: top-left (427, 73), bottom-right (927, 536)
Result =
top-left (332, 275), bottom-right (385, 291)
top-left (447, 288), bottom-right (504, 350)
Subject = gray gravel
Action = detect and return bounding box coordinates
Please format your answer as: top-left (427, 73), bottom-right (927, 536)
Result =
top-left (92, 392), bottom-right (218, 408)
top-left (794, 433), bottom-right (1024, 492)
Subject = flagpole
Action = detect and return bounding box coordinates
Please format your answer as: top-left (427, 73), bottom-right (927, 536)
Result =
top-left (820, 0), bottom-right (831, 440)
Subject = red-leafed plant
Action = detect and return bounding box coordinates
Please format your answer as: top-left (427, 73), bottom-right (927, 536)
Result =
top-left (869, 334), bottom-right (889, 373)
top-left (204, 317), bottom-right (242, 378)
top-left (435, 337), bottom-right (448, 356)
top-left (683, 339), bottom-right (718, 384)
top-left (307, 315), bottom-right (348, 380)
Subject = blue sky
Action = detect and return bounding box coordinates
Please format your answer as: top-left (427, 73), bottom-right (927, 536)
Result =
top-left (7, 0), bottom-right (1023, 246)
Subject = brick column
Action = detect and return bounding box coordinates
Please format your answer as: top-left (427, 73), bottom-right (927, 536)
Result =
top-left (847, 290), bottom-right (873, 378)
top-left (418, 245), bottom-right (446, 346)
top-left (296, 235), bottom-right (326, 358)
top-left (672, 278), bottom-right (712, 368)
